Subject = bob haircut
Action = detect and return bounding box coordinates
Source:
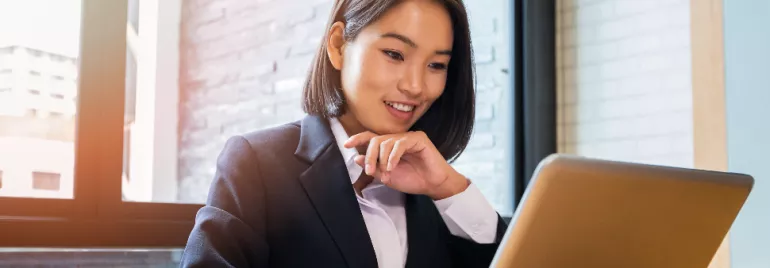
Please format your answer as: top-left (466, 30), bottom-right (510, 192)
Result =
top-left (301, 0), bottom-right (475, 163)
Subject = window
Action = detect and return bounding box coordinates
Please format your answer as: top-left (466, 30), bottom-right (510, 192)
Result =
top-left (0, 0), bottom-right (78, 201)
top-left (32, 172), bottom-right (61, 191)
top-left (0, 0), bottom-right (200, 250)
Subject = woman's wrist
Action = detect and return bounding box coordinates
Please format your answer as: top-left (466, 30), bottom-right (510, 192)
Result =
top-left (429, 169), bottom-right (470, 200)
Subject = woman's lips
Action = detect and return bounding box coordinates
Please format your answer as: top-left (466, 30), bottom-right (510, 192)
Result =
top-left (384, 101), bottom-right (416, 121)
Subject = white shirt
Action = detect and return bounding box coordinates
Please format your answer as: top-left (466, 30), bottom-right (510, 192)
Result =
top-left (329, 118), bottom-right (499, 268)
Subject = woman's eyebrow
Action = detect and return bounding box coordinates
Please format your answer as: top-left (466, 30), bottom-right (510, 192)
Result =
top-left (381, 32), bottom-right (452, 55)
top-left (381, 32), bottom-right (417, 47)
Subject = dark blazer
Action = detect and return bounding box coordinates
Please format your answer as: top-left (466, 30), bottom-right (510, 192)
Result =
top-left (180, 115), bottom-right (507, 268)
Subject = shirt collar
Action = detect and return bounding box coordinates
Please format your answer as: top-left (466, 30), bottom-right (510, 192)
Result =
top-left (329, 117), bottom-right (364, 185)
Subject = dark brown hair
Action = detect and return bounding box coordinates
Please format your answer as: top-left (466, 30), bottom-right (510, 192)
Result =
top-left (301, 0), bottom-right (475, 162)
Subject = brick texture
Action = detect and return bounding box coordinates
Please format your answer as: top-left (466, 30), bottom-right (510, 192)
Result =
top-left (178, 0), bottom-right (513, 214)
top-left (556, 0), bottom-right (694, 168)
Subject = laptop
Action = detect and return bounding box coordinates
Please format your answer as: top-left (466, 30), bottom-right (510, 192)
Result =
top-left (491, 154), bottom-right (754, 268)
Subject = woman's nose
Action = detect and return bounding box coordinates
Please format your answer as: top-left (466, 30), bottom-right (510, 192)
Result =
top-left (397, 65), bottom-right (426, 97)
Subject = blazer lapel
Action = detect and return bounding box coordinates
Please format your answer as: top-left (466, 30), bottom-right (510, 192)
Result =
top-left (295, 115), bottom-right (378, 268)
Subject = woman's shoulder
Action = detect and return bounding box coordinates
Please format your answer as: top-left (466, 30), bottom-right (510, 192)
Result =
top-left (236, 120), bottom-right (302, 152)
top-left (215, 120), bottom-right (303, 177)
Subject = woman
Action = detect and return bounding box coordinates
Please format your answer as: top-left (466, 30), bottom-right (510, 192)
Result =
top-left (180, 0), bottom-right (506, 267)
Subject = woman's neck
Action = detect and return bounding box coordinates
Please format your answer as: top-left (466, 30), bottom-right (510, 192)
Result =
top-left (338, 113), bottom-right (368, 155)
top-left (338, 112), bottom-right (366, 137)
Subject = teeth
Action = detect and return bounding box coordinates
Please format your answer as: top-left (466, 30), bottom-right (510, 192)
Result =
top-left (385, 101), bottom-right (415, 112)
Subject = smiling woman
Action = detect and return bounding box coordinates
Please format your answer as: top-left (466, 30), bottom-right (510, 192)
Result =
top-left (179, 0), bottom-right (507, 267)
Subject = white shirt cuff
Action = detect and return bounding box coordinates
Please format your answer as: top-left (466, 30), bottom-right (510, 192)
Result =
top-left (433, 182), bottom-right (498, 244)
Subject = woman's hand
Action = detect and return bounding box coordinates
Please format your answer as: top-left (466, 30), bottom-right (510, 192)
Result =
top-left (344, 131), bottom-right (469, 200)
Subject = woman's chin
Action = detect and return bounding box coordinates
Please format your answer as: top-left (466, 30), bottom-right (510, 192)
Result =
top-left (367, 124), bottom-right (411, 135)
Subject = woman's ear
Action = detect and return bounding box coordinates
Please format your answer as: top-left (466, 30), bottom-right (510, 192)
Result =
top-left (326, 21), bottom-right (346, 71)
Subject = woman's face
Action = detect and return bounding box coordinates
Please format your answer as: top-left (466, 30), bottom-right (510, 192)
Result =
top-left (328, 0), bottom-right (454, 135)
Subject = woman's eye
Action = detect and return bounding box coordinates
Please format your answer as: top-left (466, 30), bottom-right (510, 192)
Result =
top-left (382, 50), bottom-right (404, 61)
top-left (428, 62), bottom-right (448, 70)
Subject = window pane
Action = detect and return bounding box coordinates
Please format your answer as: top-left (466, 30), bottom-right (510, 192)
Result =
top-left (0, 248), bottom-right (181, 267)
top-left (123, 0), bottom-right (514, 216)
top-left (0, 0), bottom-right (81, 199)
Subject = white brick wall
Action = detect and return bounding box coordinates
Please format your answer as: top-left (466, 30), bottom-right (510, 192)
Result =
top-left (557, 0), bottom-right (694, 168)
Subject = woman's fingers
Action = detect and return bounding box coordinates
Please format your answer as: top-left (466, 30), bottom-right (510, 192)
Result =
top-left (355, 155), bottom-right (385, 179)
top-left (379, 138), bottom-right (396, 182)
top-left (344, 131), bottom-right (378, 149)
top-left (388, 138), bottom-right (414, 171)
top-left (348, 132), bottom-right (427, 177)
top-left (347, 132), bottom-right (382, 176)
top-left (365, 136), bottom-right (382, 175)
top-left (355, 155), bottom-right (365, 167)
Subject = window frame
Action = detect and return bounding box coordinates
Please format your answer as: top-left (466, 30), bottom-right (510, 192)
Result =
top-left (510, 0), bottom-right (557, 209)
top-left (0, 0), bottom-right (556, 248)
top-left (0, 0), bottom-right (200, 248)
